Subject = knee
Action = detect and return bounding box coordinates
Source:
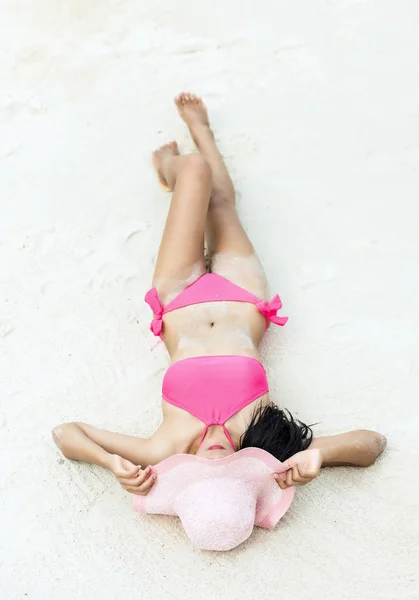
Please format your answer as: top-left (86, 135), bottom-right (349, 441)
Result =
top-left (179, 154), bottom-right (212, 183)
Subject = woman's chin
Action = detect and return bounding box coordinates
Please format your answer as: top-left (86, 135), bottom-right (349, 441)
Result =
top-left (196, 448), bottom-right (235, 460)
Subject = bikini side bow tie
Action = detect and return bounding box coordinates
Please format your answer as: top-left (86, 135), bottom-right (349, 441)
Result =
top-left (145, 288), bottom-right (164, 337)
top-left (256, 295), bottom-right (288, 326)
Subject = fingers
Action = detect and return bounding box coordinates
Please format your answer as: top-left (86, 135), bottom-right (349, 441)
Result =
top-left (123, 475), bottom-right (156, 495)
top-left (118, 465), bottom-right (152, 486)
top-left (286, 465), bottom-right (312, 487)
top-left (277, 449), bottom-right (322, 489)
top-left (291, 465), bottom-right (312, 484)
top-left (119, 466), bottom-right (157, 495)
top-left (122, 464), bottom-right (141, 479)
top-left (112, 464), bottom-right (140, 479)
top-left (274, 466), bottom-right (312, 489)
top-left (275, 473), bottom-right (288, 490)
top-left (284, 458), bottom-right (296, 470)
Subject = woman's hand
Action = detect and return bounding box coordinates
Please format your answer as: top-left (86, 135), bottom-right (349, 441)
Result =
top-left (274, 448), bottom-right (322, 490)
top-left (107, 454), bottom-right (157, 495)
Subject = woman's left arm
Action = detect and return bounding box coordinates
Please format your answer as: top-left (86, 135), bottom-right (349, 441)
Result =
top-left (310, 429), bottom-right (387, 467)
top-left (275, 430), bottom-right (386, 490)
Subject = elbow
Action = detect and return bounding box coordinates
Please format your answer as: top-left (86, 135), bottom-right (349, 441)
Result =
top-left (51, 422), bottom-right (75, 456)
top-left (357, 430), bottom-right (387, 467)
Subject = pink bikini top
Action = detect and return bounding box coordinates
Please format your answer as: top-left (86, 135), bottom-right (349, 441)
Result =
top-left (162, 355), bottom-right (269, 450)
top-left (144, 273), bottom-right (288, 450)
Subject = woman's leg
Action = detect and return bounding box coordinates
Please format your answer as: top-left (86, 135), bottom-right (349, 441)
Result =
top-left (151, 140), bottom-right (212, 302)
top-left (175, 93), bottom-right (267, 298)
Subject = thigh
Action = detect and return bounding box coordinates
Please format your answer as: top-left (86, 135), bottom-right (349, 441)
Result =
top-left (152, 157), bottom-right (211, 302)
top-left (206, 203), bottom-right (268, 298)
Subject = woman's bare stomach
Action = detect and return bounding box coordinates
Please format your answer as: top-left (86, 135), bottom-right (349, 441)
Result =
top-left (152, 256), bottom-right (272, 450)
top-left (157, 300), bottom-right (270, 452)
top-left (160, 300), bottom-right (266, 362)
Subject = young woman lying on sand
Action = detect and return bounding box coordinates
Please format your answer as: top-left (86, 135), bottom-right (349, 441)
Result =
top-left (53, 93), bottom-right (386, 551)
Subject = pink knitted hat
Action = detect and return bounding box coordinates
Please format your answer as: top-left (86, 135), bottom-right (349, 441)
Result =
top-left (132, 448), bottom-right (294, 551)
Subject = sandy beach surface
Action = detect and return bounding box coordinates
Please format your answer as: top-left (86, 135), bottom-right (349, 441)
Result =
top-left (1, 1), bottom-right (418, 599)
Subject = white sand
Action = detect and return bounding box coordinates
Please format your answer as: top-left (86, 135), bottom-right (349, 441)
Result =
top-left (1, 1), bottom-right (418, 598)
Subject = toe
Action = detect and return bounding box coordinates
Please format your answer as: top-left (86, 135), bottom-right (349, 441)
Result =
top-left (175, 93), bottom-right (185, 107)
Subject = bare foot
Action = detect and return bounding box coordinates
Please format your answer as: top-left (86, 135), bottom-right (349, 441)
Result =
top-left (152, 141), bottom-right (179, 191)
top-left (175, 93), bottom-right (210, 131)
top-left (175, 92), bottom-right (235, 203)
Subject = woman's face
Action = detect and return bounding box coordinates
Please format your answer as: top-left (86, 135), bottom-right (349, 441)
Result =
top-left (195, 429), bottom-right (236, 460)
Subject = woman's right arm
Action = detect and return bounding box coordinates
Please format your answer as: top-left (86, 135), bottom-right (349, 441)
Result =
top-left (52, 422), bottom-right (156, 467)
top-left (52, 422), bottom-right (171, 494)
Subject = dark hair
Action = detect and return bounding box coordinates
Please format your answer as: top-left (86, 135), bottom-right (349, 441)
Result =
top-left (239, 402), bottom-right (313, 462)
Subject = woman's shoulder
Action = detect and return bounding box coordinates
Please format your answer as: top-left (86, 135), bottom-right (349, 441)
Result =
top-left (148, 420), bottom-right (195, 463)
